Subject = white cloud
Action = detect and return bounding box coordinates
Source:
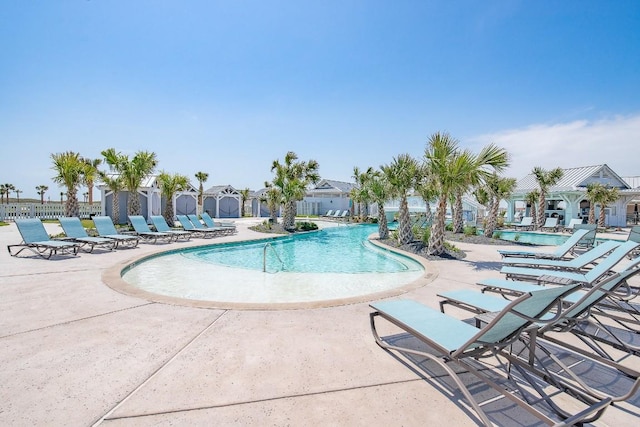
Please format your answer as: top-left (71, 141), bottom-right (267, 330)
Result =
top-left (468, 114), bottom-right (640, 180)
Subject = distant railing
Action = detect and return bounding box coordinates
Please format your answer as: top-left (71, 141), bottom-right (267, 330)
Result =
top-left (0, 203), bottom-right (102, 221)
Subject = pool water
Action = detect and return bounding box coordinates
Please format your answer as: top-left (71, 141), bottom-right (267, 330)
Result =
top-left (121, 224), bottom-right (425, 305)
top-left (494, 230), bottom-right (570, 246)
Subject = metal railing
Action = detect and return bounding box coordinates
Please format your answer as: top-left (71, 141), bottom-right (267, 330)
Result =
top-left (0, 203), bottom-right (102, 221)
top-left (263, 242), bottom-right (284, 272)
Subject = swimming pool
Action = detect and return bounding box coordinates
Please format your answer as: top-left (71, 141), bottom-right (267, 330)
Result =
top-left (119, 224), bottom-right (426, 307)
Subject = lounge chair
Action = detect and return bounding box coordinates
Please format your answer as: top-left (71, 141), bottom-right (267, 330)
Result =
top-left (540, 217), bottom-right (559, 232)
top-left (149, 215), bottom-right (191, 241)
top-left (323, 209), bottom-right (334, 218)
top-left (563, 218), bottom-right (583, 233)
top-left (187, 214), bottom-right (229, 235)
top-left (128, 215), bottom-right (176, 243)
top-left (499, 240), bottom-right (639, 283)
top-left (177, 215), bottom-right (223, 238)
top-left (501, 239), bottom-right (621, 270)
top-left (369, 284), bottom-right (616, 425)
top-left (627, 225), bottom-right (640, 259)
top-left (58, 217), bottom-right (115, 252)
top-left (200, 212), bottom-right (236, 234)
top-left (92, 216), bottom-right (140, 248)
top-left (513, 216), bottom-right (533, 231)
top-left (572, 223), bottom-right (598, 252)
top-left (497, 228), bottom-right (591, 259)
top-left (8, 218), bottom-right (80, 259)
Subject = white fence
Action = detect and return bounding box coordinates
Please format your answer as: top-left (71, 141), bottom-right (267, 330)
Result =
top-left (0, 203), bottom-right (102, 221)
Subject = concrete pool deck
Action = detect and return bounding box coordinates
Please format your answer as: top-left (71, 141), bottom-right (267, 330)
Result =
top-left (1, 218), bottom-right (639, 426)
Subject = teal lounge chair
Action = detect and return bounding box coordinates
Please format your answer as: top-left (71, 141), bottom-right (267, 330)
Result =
top-left (540, 217), bottom-right (559, 232)
top-left (627, 225), bottom-right (640, 259)
top-left (513, 216), bottom-right (533, 230)
top-left (58, 217), bottom-right (115, 252)
top-left (500, 241), bottom-right (639, 283)
top-left (200, 212), bottom-right (236, 234)
top-left (187, 214), bottom-right (228, 234)
top-left (498, 228), bottom-right (591, 259)
top-left (572, 223), bottom-right (597, 252)
top-left (369, 284), bottom-right (615, 425)
top-left (563, 218), bottom-right (583, 233)
top-left (92, 216), bottom-right (140, 248)
top-left (128, 215), bottom-right (176, 243)
top-left (501, 239), bottom-right (621, 271)
top-left (150, 215), bottom-right (191, 241)
top-left (323, 209), bottom-right (334, 217)
top-left (8, 218), bottom-right (79, 259)
top-left (176, 215), bottom-right (222, 238)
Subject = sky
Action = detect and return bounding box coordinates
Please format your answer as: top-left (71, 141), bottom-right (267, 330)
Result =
top-left (2, 1), bottom-right (639, 200)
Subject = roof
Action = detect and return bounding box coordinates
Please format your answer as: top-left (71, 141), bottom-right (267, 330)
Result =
top-left (514, 164), bottom-right (631, 194)
top-left (204, 184), bottom-right (240, 195)
top-left (309, 179), bottom-right (356, 194)
top-left (623, 176), bottom-right (640, 189)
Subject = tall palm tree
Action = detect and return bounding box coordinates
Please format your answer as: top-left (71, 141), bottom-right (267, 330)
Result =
top-left (0, 184), bottom-right (7, 204)
top-left (2, 183), bottom-right (15, 204)
top-left (532, 166), bottom-right (564, 229)
top-left (98, 171), bottom-right (123, 224)
top-left (585, 182), bottom-right (603, 225)
top-left (36, 185), bottom-right (49, 205)
top-left (415, 167), bottom-right (437, 226)
top-left (102, 148), bottom-right (157, 217)
top-left (51, 151), bottom-right (85, 217)
top-left (482, 174), bottom-right (517, 238)
top-left (194, 171), bottom-right (209, 214)
top-left (423, 132), bottom-right (477, 255)
top-left (271, 151), bottom-right (320, 231)
top-left (351, 166), bottom-right (374, 220)
top-left (524, 190), bottom-right (540, 226)
top-left (364, 169), bottom-right (392, 239)
top-left (157, 171), bottom-right (189, 226)
top-left (261, 182), bottom-right (281, 224)
top-left (381, 154), bottom-right (419, 245)
top-left (15, 189), bottom-right (22, 203)
top-left (450, 144), bottom-right (509, 233)
top-left (81, 157), bottom-right (102, 206)
top-left (239, 188), bottom-right (250, 217)
top-left (598, 186), bottom-right (619, 228)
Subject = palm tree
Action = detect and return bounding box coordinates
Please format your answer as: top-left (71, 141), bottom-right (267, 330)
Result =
top-left (102, 148), bottom-right (157, 217)
top-left (482, 174), bottom-right (517, 238)
top-left (98, 171), bottom-right (123, 224)
top-left (261, 182), bottom-right (281, 224)
top-left (532, 166), bottom-right (564, 229)
top-left (15, 189), bottom-right (22, 203)
top-left (524, 190), bottom-right (540, 226)
top-left (2, 183), bottom-right (15, 204)
top-left (81, 157), bottom-right (102, 206)
top-left (598, 186), bottom-right (619, 228)
top-left (423, 132), bottom-right (478, 255)
top-left (415, 167), bottom-right (437, 226)
top-left (157, 171), bottom-right (190, 226)
top-left (0, 184), bottom-right (7, 204)
top-left (51, 151), bottom-right (85, 217)
top-left (36, 185), bottom-right (49, 205)
top-left (351, 166), bottom-right (374, 220)
top-left (381, 154), bottom-right (419, 245)
top-left (194, 171), bottom-right (209, 214)
top-left (364, 169), bottom-right (392, 239)
top-left (585, 182), bottom-right (603, 225)
top-left (271, 151), bottom-right (320, 231)
top-left (239, 188), bottom-right (250, 217)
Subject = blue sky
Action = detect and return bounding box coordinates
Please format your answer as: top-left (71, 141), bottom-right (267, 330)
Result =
top-left (2, 1), bottom-right (639, 200)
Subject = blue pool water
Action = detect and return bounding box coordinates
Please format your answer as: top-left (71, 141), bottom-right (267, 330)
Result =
top-left (121, 224), bottom-right (425, 305)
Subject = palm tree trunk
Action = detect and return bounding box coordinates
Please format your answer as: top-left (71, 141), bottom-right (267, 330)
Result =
top-left (397, 196), bottom-right (413, 245)
top-left (112, 191), bottom-right (120, 224)
top-left (128, 191), bottom-right (141, 217)
top-left (428, 196), bottom-right (447, 255)
top-left (377, 206), bottom-right (389, 239)
top-left (537, 193), bottom-right (546, 229)
top-left (453, 191), bottom-right (464, 233)
top-left (598, 205), bottom-right (606, 228)
top-left (66, 190), bottom-right (80, 218)
top-left (425, 201), bottom-right (433, 226)
top-left (164, 198), bottom-right (175, 227)
top-left (484, 197), bottom-right (499, 238)
top-left (284, 200), bottom-right (296, 230)
top-left (588, 204), bottom-right (596, 224)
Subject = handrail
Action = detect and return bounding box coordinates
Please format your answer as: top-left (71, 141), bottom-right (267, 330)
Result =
top-left (263, 242), bottom-right (284, 272)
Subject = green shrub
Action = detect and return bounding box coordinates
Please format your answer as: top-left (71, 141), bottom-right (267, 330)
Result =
top-left (514, 233), bottom-right (520, 242)
top-left (445, 222), bottom-right (454, 231)
top-left (463, 225), bottom-right (477, 236)
top-left (493, 231), bottom-right (501, 240)
top-left (295, 221), bottom-right (318, 231)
